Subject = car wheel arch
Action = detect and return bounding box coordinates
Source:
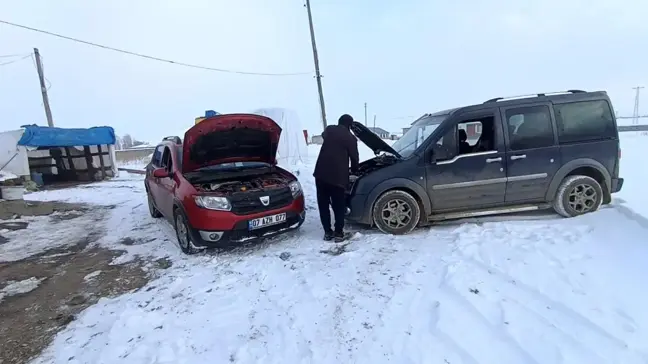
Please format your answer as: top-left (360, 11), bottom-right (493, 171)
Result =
top-left (545, 159), bottom-right (611, 201)
top-left (365, 178), bottom-right (431, 225)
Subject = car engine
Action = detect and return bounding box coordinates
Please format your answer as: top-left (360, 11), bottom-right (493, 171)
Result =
top-left (194, 174), bottom-right (289, 194)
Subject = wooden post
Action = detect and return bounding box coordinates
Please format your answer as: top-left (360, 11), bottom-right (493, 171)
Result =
top-left (64, 147), bottom-right (76, 180)
top-left (97, 145), bottom-right (106, 179)
top-left (83, 146), bottom-right (95, 181)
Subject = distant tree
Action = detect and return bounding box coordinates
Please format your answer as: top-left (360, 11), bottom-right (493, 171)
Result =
top-left (132, 139), bottom-right (146, 147)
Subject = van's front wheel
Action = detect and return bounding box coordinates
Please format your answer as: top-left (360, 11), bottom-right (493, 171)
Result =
top-left (372, 190), bottom-right (421, 235)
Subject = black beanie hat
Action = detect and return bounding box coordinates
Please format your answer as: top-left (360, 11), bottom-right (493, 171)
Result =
top-left (338, 114), bottom-right (353, 127)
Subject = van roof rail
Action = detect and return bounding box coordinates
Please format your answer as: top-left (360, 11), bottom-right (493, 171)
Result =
top-left (162, 136), bottom-right (182, 144)
top-left (483, 90), bottom-right (586, 104)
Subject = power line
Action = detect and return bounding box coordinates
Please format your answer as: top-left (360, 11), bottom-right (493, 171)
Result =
top-left (0, 19), bottom-right (313, 76)
top-left (0, 54), bottom-right (31, 66)
top-left (0, 53), bottom-right (30, 58)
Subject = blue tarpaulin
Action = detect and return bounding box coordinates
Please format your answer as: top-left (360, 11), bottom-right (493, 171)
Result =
top-left (17, 125), bottom-right (116, 147)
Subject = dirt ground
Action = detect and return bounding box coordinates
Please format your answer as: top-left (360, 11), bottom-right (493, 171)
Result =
top-left (0, 200), bottom-right (160, 364)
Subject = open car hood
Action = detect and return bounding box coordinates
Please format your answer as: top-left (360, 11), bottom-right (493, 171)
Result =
top-left (350, 121), bottom-right (401, 158)
top-left (182, 113), bottom-right (281, 173)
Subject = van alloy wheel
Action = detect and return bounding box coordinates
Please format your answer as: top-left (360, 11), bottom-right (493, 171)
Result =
top-left (372, 190), bottom-right (421, 235)
top-left (380, 199), bottom-right (413, 229)
top-left (568, 184), bottom-right (598, 214)
top-left (553, 175), bottom-right (603, 218)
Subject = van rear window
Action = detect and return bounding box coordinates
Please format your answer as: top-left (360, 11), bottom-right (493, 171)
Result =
top-left (553, 100), bottom-right (616, 143)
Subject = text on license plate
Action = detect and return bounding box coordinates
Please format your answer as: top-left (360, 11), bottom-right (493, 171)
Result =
top-left (248, 213), bottom-right (287, 230)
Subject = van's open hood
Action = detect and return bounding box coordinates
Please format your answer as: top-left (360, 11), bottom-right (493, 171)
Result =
top-left (182, 114), bottom-right (281, 173)
top-left (350, 122), bottom-right (401, 158)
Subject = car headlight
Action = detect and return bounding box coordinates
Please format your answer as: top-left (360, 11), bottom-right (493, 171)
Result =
top-left (194, 196), bottom-right (231, 211)
top-left (289, 181), bottom-right (302, 198)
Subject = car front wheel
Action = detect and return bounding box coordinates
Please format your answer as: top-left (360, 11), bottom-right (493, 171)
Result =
top-left (553, 175), bottom-right (603, 218)
top-left (372, 190), bottom-right (421, 235)
top-left (174, 210), bottom-right (200, 255)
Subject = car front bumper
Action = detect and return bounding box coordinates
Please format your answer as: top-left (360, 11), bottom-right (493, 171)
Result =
top-left (611, 178), bottom-right (624, 193)
top-left (187, 210), bottom-right (306, 247)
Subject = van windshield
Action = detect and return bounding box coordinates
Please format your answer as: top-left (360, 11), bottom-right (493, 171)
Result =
top-left (391, 114), bottom-right (448, 158)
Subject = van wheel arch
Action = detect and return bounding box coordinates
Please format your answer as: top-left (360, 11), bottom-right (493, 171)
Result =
top-left (546, 159), bottom-right (612, 204)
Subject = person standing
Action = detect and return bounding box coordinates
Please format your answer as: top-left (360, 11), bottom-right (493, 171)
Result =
top-left (313, 114), bottom-right (360, 242)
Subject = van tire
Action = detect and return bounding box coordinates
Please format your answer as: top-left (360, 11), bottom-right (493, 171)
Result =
top-left (372, 190), bottom-right (421, 235)
top-left (553, 175), bottom-right (603, 218)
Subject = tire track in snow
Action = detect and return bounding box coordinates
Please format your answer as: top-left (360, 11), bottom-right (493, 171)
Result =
top-left (437, 279), bottom-right (541, 364)
top-left (459, 256), bottom-right (630, 354)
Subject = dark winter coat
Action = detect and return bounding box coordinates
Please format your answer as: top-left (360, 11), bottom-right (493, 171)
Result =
top-left (313, 125), bottom-right (360, 188)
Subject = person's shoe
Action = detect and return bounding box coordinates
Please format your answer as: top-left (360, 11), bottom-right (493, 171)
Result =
top-left (334, 231), bottom-right (352, 243)
top-left (323, 231), bottom-right (334, 241)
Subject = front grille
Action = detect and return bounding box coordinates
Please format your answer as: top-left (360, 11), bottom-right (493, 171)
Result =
top-left (229, 187), bottom-right (293, 215)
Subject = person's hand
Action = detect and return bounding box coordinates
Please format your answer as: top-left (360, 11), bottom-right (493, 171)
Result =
top-left (349, 175), bottom-right (359, 182)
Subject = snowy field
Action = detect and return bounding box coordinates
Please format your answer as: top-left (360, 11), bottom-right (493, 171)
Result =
top-left (8, 133), bottom-right (648, 363)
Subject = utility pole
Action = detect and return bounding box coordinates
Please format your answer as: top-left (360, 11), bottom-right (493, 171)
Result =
top-left (33, 48), bottom-right (54, 127)
top-left (373, 114), bottom-right (376, 129)
top-left (364, 102), bottom-right (367, 126)
top-left (632, 86), bottom-right (644, 125)
top-left (304, 0), bottom-right (327, 130)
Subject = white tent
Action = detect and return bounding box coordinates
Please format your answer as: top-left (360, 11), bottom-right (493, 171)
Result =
top-left (251, 108), bottom-right (308, 170)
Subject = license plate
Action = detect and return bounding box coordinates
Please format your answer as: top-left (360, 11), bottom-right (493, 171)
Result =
top-left (248, 213), bottom-right (286, 230)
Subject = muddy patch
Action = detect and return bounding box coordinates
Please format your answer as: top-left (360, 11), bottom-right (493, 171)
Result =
top-left (0, 200), bottom-right (88, 220)
top-left (0, 221), bottom-right (29, 231)
top-left (119, 237), bottom-right (157, 246)
top-left (0, 246), bottom-right (150, 364)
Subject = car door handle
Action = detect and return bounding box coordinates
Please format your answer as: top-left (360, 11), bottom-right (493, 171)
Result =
top-left (511, 154), bottom-right (527, 160)
top-left (486, 157), bottom-right (502, 163)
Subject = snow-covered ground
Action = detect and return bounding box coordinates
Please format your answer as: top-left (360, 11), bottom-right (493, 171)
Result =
top-left (11, 134), bottom-right (648, 363)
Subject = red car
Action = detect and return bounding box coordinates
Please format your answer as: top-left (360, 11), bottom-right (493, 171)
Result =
top-left (144, 113), bottom-right (306, 254)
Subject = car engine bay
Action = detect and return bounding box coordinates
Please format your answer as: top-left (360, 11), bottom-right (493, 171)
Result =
top-left (194, 173), bottom-right (289, 194)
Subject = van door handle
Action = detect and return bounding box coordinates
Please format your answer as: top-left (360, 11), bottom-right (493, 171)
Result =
top-left (511, 154), bottom-right (527, 160)
top-left (486, 157), bottom-right (502, 163)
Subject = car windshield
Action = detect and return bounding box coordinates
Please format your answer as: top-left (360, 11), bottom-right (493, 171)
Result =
top-left (391, 114), bottom-right (448, 158)
top-left (194, 161), bottom-right (271, 172)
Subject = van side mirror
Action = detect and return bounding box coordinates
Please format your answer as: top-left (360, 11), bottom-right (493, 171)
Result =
top-left (153, 168), bottom-right (170, 178)
top-left (428, 149), bottom-right (436, 163)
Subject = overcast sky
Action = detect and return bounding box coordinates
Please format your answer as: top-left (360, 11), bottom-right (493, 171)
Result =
top-left (1, 0), bottom-right (647, 142)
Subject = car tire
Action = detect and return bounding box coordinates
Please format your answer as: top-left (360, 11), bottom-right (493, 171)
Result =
top-left (173, 209), bottom-right (200, 255)
top-left (553, 175), bottom-right (603, 218)
top-left (147, 191), bottom-right (162, 218)
top-left (372, 190), bottom-right (421, 235)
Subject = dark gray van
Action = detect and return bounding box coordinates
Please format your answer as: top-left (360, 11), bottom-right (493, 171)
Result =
top-left (347, 90), bottom-right (624, 235)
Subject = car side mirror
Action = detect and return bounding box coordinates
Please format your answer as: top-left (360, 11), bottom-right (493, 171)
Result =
top-left (152, 168), bottom-right (170, 178)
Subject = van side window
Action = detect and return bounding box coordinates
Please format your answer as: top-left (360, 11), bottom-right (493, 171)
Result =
top-left (505, 106), bottom-right (555, 150)
top-left (553, 100), bottom-right (616, 143)
top-left (433, 113), bottom-right (497, 161)
top-left (151, 146), bottom-right (164, 167)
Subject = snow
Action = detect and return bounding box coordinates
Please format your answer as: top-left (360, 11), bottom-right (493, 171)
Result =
top-left (0, 277), bottom-right (45, 302)
top-left (0, 170), bottom-right (18, 182)
top-left (12, 133), bottom-right (648, 363)
top-left (84, 270), bottom-right (102, 281)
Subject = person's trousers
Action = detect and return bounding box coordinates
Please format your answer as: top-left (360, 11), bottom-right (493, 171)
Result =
top-left (315, 179), bottom-right (346, 234)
